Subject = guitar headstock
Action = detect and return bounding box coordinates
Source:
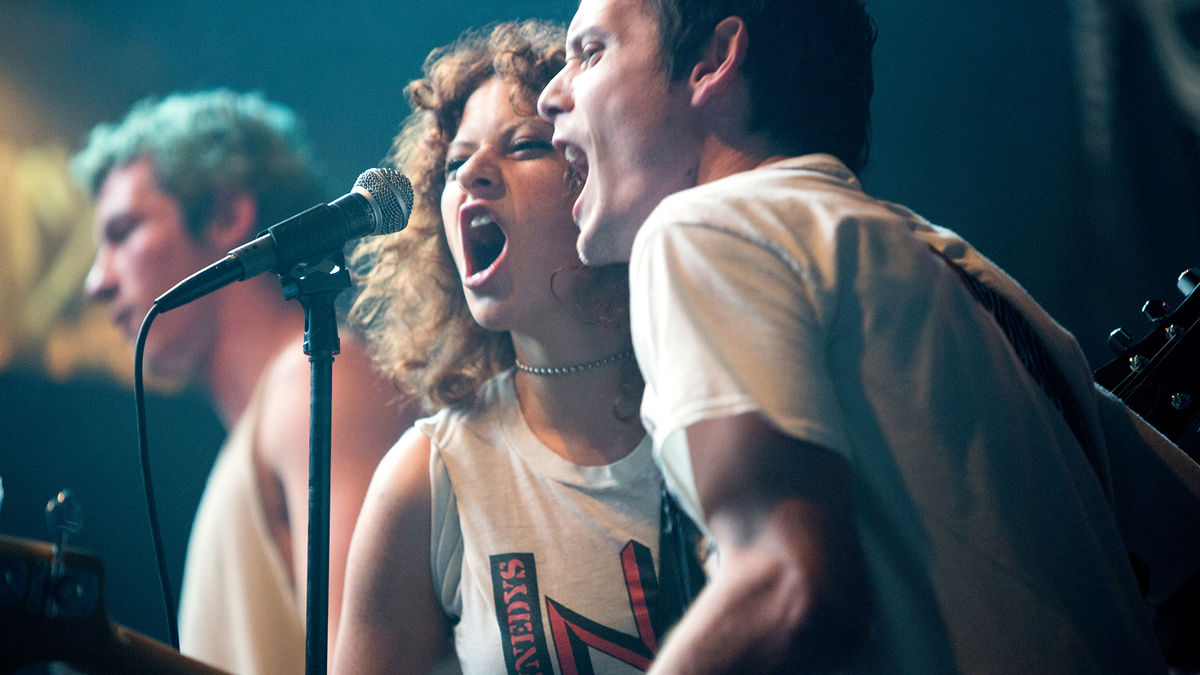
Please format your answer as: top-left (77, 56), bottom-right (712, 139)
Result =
top-left (1095, 268), bottom-right (1200, 458)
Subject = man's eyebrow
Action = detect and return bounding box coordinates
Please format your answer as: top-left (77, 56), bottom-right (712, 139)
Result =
top-left (565, 31), bottom-right (584, 54)
top-left (566, 26), bottom-right (604, 53)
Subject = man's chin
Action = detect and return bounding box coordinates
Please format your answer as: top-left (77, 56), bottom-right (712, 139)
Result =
top-left (576, 235), bottom-right (615, 267)
top-left (143, 345), bottom-right (198, 387)
top-left (145, 364), bottom-right (191, 386)
top-left (576, 219), bottom-right (633, 267)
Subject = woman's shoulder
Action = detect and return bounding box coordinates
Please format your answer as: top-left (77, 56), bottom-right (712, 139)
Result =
top-left (420, 369), bottom-right (517, 451)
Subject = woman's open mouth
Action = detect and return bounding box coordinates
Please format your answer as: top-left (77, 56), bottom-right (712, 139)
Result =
top-left (463, 210), bottom-right (508, 282)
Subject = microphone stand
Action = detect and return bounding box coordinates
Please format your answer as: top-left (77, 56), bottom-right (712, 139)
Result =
top-left (278, 254), bottom-right (350, 675)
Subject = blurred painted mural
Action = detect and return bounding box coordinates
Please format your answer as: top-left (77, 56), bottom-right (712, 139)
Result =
top-left (0, 0), bottom-right (1196, 648)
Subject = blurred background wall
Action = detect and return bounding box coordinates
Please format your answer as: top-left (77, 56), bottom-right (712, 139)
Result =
top-left (1, 0), bottom-right (1196, 648)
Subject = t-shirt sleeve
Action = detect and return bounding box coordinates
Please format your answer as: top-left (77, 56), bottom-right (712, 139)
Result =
top-left (423, 422), bottom-right (464, 620)
top-left (630, 217), bottom-right (847, 457)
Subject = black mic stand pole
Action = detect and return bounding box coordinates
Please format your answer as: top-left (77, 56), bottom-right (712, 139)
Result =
top-left (278, 255), bottom-right (351, 675)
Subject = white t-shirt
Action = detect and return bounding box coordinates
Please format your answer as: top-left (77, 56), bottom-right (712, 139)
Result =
top-left (629, 154), bottom-right (1174, 672)
top-left (425, 370), bottom-right (666, 674)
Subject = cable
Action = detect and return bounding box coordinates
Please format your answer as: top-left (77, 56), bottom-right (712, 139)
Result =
top-left (133, 304), bottom-right (179, 649)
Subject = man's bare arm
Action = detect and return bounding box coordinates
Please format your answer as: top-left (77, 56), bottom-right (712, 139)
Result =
top-left (651, 411), bottom-right (872, 674)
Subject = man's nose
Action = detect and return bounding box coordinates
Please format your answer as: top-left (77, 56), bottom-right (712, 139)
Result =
top-left (84, 248), bottom-right (116, 303)
top-left (538, 67), bottom-right (573, 122)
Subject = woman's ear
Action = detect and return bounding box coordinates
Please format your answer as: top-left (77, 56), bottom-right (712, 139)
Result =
top-left (204, 190), bottom-right (259, 250)
top-left (688, 16), bottom-right (749, 108)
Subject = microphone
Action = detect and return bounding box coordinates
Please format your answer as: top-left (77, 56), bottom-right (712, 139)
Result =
top-left (154, 168), bottom-right (413, 311)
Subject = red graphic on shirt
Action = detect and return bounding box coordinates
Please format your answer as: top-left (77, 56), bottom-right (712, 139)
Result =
top-left (490, 541), bottom-right (660, 675)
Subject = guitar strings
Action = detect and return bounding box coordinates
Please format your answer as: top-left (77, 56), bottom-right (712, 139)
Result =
top-left (1108, 310), bottom-right (1199, 399)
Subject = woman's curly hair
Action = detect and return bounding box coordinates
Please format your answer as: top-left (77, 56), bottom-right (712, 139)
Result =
top-left (350, 20), bottom-right (637, 414)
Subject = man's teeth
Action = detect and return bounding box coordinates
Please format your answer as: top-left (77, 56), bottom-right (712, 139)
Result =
top-left (470, 214), bottom-right (496, 228)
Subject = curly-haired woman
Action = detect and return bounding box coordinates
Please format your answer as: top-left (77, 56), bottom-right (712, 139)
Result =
top-left (334, 20), bottom-right (683, 674)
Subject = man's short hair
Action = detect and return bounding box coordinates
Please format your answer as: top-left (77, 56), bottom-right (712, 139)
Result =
top-left (72, 89), bottom-right (326, 237)
top-left (645, 0), bottom-right (877, 172)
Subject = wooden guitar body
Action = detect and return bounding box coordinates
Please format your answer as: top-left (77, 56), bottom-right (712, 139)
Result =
top-left (0, 535), bottom-right (224, 674)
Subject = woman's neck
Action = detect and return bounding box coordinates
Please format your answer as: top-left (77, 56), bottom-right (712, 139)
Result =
top-left (510, 339), bottom-right (645, 467)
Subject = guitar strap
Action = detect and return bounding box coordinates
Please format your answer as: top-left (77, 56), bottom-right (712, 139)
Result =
top-left (931, 247), bottom-right (1092, 456)
top-left (655, 485), bottom-right (707, 638)
top-left (931, 247), bottom-right (1156, 594)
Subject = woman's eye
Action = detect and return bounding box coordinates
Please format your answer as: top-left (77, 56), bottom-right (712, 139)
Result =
top-left (445, 158), bottom-right (465, 179)
top-left (512, 138), bottom-right (553, 156)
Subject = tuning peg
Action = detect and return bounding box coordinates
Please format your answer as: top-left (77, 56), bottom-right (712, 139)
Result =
top-left (45, 489), bottom-right (84, 540)
top-left (1170, 392), bottom-right (1193, 411)
top-left (1108, 328), bottom-right (1132, 354)
top-left (45, 489), bottom-right (84, 574)
top-left (1142, 298), bottom-right (1171, 323)
top-left (1179, 268), bottom-right (1199, 296)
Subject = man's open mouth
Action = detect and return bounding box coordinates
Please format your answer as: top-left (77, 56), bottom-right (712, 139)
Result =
top-left (564, 144), bottom-right (589, 184)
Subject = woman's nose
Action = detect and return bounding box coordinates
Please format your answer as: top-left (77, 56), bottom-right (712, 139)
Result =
top-left (455, 150), bottom-right (501, 195)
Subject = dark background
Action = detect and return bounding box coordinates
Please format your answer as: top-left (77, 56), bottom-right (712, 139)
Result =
top-left (1, 0), bottom-right (1196, 651)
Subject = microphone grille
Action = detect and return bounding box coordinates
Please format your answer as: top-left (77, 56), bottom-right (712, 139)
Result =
top-left (355, 168), bottom-right (414, 234)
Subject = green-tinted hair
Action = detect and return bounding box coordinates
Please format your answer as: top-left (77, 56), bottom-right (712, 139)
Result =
top-left (72, 89), bottom-right (326, 237)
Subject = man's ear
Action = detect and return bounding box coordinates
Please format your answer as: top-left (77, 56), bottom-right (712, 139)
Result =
top-left (689, 16), bottom-right (748, 108)
top-left (204, 190), bottom-right (259, 250)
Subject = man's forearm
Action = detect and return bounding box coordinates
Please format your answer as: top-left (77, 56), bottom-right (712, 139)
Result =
top-left (650, 500), bottom-right (872, 674)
